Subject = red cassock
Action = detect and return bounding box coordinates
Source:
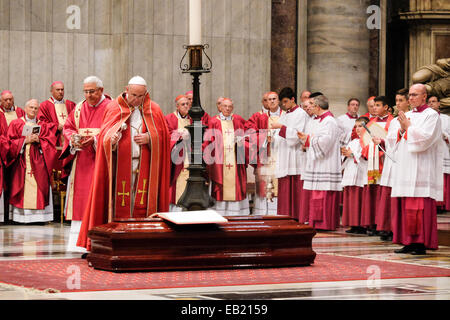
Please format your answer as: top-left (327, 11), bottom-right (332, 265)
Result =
top-left (38, 98), bottom-right (76, 146)
top-left (59, 97), bottom-right (111, 221)
top-left (77, 93), bottom-right (170, 251)
top-left (0, 112), bottom-right (8, 197)
top-left (204, 114), bottom-right (248, 202)
top-left (6, 117), bottom-right (57, 210)
top-left (165, 111), bottom-right (209, 204)
top-left (360, 114), bottom-right (394, 227)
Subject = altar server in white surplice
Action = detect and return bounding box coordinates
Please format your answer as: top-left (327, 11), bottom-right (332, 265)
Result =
top-left (298, 94), bottom-right (342, 231)
top-left (387, 84), bottom-right (444, 255)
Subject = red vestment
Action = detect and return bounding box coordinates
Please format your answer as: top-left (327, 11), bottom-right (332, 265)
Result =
top-left (38, 98), bottom-right (76, 147)
top-left (77, 93), bottom-right (170, 251)
top-left (204, 114), bottom-right (248, 202)
top-left (60, 97), bottom-right (111, 221)
top-left (0, 112), bottom-right (8, 197)
top-left (6, 117), bottom-right (57, 210)
top-left (0, 106), bottom-right (25, 126)
top-left (165, 111), bottom-right (208, 205)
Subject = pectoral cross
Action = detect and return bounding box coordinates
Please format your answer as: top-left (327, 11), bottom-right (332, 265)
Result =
top-left (118, 181), bottom-right (129, 207)
top-left (137, 179), bottom-right (148, 205)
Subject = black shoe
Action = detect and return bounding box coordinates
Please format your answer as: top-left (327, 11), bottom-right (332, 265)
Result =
top-left (394, 245), bottom-right (415, 254)
top-left (411, 244), bottom-right (427, 255)
top-left (367, 229), bottom-right (378, 236)
top-left (355, 227), bottom-right (367, 234)
top-left (346, 227), bottom-right (357, 234)
top-left (81, 253), bottom-right (88, 259)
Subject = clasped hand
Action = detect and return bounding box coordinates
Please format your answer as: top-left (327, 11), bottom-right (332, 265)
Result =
top-left (25, 134), bottom-right (39, 144)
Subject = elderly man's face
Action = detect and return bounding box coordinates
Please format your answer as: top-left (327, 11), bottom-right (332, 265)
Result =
top-left (409, 85), bottom-right (427, 108)
top-left (367, 100), bottom-right (375, 115)
top-left (304, 99), bottom-right (315, 116)
top-left (300, 91), bottom-right (311, 103)
top-left (51, 83), bottom-right (65, 101)
top-left (186, 93), bottom-right (193, 107)
top-left (84, 82), bottom-right (103, 106)
top-left (177, 97), bottom-right (190, 117)
top-left (126, 84), bottom-right (147, 107)
top-left (267, 93), bottom-right (279, 112)
top-left (1, 93), bottom-right (14, 109)
top-left (216, 97), bottom-right (224, 112)
top-left (221, 100), bottom-right (234, 117)
top-left (262, 95), bottom-right (269, 110)
top-left (25, 101), bottom-right (39, 119)
top-left (428, 96), bottom-right (440, 112)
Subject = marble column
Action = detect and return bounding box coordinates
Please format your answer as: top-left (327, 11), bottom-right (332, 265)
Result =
top-left (307, 0), bottom-right (371, 115)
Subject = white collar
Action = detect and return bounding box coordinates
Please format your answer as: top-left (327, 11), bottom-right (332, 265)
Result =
top-left (219, 112), bottom-right (232, 121)
top-left (25, 115), bottom-right (37, 123)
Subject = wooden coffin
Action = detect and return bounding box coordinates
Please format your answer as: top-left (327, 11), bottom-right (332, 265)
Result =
top-left (87, 215), bottom-right (316, 272)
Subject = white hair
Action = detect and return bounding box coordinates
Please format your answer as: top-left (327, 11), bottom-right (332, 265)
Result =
top-left (25, 99), bottom-right (39, 108)
top-left (83, 76), bottom-right (103, 88)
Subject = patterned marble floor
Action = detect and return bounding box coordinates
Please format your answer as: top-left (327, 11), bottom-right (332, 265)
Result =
top-left (0, 214), bottom-right (449, 300)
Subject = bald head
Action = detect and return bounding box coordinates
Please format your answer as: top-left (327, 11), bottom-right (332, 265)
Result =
top-left (0, 90), bottom-right (14, 110)
top-left (409, 83), bottom-right (428, 108)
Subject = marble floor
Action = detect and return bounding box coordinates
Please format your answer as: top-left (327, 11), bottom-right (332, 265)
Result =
top-left (0, 214), bottom-right (449, 301)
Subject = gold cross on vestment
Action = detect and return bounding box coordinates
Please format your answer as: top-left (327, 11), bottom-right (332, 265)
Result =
top-left (118, 181), bottom-right (130, 207)
top-left (137, 179), bottom-right (148, 205)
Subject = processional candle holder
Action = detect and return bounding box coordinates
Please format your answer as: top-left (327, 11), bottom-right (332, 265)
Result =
top-left (177, 44), bottom-right (215, 211)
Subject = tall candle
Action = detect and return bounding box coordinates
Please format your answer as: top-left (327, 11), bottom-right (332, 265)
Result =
top-left (189, 0), bottom-right (202, 45)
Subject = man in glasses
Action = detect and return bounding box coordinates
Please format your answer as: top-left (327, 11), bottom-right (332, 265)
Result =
top-left (59, 76), bottom-right (111, 256)
top-left (77, 76), bottom-right (171, 252)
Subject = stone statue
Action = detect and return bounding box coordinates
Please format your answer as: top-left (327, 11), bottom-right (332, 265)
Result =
top-left (412, 58), bottom-right (450, 113)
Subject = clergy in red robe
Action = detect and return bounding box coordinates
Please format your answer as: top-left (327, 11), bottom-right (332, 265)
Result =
top-left (77, 76), bottom-right (170, 251)
top-left (204, 98), bottom-right (249, 216)
top-left (38, 81), bottom-right (76, 148)
top-left (360, 96), bottom-right (394, 236)
top-left (0, 112), bottom-right (8, 223)
top-left (60, 76), bottom-right (111, 253)
top-left (0, 90), bottom-right (25, 126)
top-left (6, 99), bottom-right (57, 224)
top-left (166, 95), bottom-right (209, 211)
top-left (387, 84), bottom-right (443, 255)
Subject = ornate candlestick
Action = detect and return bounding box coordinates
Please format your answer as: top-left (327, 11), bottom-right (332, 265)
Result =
top-left (177, 44), bottom-right (215, 211)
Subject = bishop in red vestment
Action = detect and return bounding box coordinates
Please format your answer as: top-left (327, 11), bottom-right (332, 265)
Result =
top-left (60, 76), bottom-right (111, 252)
top-left (0, 112), bottom-right (8, 222)
top-left (77, 77), bottom-right (170, 251)
top-left (166, 95), bottom-right (209, 210)
top-left (6, 99), bottom-right (57, 223)
top-left (0, 90), bottom-right (25, 126)
top-left (204, 98), bottom-right (249, 216)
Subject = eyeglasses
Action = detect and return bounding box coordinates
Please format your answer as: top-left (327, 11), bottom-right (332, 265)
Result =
top-left (83, 89), bottom-right (98, 95)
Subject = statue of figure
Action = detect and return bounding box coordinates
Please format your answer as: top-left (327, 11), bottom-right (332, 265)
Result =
top-left (412, 58), bottom-right (450, 113)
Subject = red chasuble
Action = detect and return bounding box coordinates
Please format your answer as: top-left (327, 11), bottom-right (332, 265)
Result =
top-left (77, 93), bottom-right (170, 251)
top-left (204, 115), bottom-right (248, 202)
top-left (59, 97), bottom-right (111, 221)
top-left (6, 117), bottom-right (57, 210)
top-left (165, 111), bottom-right (209, 205)
top-left (0, 112), bottom-right (8, 197)
top-left (0, 106), bottom-right (25, 126)
top-left (38, 98), bottom-right (76, 147)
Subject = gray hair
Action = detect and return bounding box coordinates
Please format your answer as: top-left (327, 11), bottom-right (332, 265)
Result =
top-left (83, 76), bottom-right (103, 88)
top-left (313, 95), bottom-right (329, 110)
top-left (25, 99), bottom-right (39, 108)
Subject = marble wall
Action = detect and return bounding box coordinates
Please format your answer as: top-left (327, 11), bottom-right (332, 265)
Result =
top-left (305, 0), bottom-right (372, 116)
top-left (0, 0), bottom-right (271, 118)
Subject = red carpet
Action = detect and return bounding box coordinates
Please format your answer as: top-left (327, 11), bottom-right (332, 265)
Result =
top-left (0, 254), bottom-right (448, 293)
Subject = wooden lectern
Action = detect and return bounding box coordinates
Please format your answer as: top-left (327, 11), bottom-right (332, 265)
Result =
top-left (87, 215), bottom-right (316, 272)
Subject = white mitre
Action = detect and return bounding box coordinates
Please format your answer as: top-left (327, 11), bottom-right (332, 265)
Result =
top-left (128, 76), bottom-right (147, 86)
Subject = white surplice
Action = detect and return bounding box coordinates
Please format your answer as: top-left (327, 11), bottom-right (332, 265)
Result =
top-left (341, 138), bottom-right (368, 188)
top-left (273, 106), bottom-right (309, 179)
top-left (302, 113), bottom-right (343, 191)
top-left (336, 113), bottom-right (358, 146)
top-left (386, 107), bottom-right (444, 201)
